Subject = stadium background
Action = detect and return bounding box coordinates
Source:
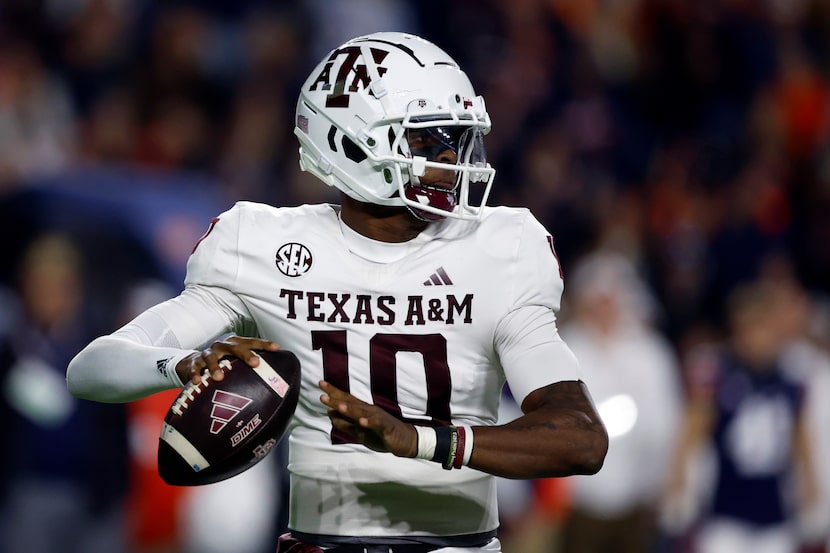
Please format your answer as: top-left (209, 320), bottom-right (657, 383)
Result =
top-left (0, 1), bottom-right (828, 552)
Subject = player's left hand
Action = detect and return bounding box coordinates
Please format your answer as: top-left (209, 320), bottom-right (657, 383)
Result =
top-left (319, 380), bottom-right (417, 458)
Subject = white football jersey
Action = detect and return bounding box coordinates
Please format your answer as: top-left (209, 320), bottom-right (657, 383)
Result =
top-left (180, 201), bottom-right (578, 538)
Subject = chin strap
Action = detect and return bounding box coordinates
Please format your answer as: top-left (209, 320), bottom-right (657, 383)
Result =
top-left (404, 183), bottom-right (457, 222)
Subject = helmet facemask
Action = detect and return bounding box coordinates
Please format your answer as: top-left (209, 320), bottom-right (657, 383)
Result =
top-left (387, 111), bottom-right (494, 222)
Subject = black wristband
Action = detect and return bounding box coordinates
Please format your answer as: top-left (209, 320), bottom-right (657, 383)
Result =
top-left (432, 426), bottom-right (452, 468)
top-left (432, 425), bottom-right (458, 470)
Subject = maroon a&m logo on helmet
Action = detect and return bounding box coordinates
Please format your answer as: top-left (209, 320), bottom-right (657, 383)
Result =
top-left (307, 46), bottom-right (390, 108)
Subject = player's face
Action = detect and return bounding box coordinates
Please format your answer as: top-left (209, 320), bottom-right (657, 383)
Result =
top-left (406, 126), bottom-right (463, 190)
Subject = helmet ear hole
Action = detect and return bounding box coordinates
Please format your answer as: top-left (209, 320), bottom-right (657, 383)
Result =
top-left (342, 136), bottom-right (367, 163)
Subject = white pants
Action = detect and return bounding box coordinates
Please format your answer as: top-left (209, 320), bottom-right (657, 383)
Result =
top-left (695, 518), bottom-right (797, 553)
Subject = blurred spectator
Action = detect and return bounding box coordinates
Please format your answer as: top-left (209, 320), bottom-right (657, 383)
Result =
top-left (663, 279), bottom-right (820, 553)
top-left (79, 85), bottom-right (140, 164)
top-left (557, 251), bottom-right (683, 553)
top-left (765, 261), bottom-right (830, 551)
top-left (0, 38), bottom-right (77, 190)
top-left (644, 142), bottom-right (716, 345)
top-left (58, 0), bottom-right (137, 117)
top-left (217, 8), bottom-right (306, 203)
top-left (0, 2), bottom-right (828, 552)
top-left (0, 233), bottom-right (129, 553)
top-left (302, 0), bottom-right (419, 61)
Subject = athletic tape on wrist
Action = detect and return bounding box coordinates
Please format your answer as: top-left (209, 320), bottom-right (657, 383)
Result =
top-left (415, 426), bottom-right (437, 460)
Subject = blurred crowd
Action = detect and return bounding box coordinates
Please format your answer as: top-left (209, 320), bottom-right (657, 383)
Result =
top-left (0, 1), bottom-right (829, 552)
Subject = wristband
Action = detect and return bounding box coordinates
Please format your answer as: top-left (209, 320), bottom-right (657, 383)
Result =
top-left (453, 426), bottom-right (466, 469)
top-left (432, 426), bottom-right (454, 469)
top-left (415, 426), bottom-right (437, 460)
top-left (417, 425), bottom-right (470, 469)
top-left (459, 426), bottom-right (474, 467)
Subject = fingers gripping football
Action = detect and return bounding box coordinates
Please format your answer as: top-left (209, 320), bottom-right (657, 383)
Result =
top-left (176, 336), bottom-right (281, 385)
top-left (319, 380), bottom-right (418, 458)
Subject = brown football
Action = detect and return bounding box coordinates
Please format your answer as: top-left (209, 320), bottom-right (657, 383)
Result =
top-left (157, 349), bottom-right (300, 486)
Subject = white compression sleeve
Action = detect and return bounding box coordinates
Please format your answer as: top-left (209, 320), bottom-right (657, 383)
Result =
top-left (67, 285), bottom-right (245, 403)
top-left (66, 335), bottom-right (195, 403)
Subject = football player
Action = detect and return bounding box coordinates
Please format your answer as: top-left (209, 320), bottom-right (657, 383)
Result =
top-left (67, 32), bottom-right (608, 553)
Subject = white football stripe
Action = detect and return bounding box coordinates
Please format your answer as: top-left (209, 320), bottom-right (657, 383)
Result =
top-left (251, 352), bottom-right (290, 398)
top-left (160, 422), bottom-right (211, 472)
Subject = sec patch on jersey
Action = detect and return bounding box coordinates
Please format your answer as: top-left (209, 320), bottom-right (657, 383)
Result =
top-left (157, 349), bottom-right (301, 486)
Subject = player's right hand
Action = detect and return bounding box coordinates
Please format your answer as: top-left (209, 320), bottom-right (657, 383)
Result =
top-left (176, 335), bottom-right (281, 385)
top-left (319, 379), bottom-right (418, 458)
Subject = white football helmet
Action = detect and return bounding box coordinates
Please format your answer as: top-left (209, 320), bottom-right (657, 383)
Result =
top-left (294, 32), bottom-right (495, 221)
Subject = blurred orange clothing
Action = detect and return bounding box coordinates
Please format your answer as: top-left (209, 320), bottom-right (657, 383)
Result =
top-left (534, 477), bottom-right (572, 521)
top-left (125, 390), bottom-right (188, 551)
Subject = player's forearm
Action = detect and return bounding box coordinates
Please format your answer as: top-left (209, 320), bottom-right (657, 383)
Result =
top-left (468, 410), bottom-right (607, 479)
top-left (468, 381), bottom-right (608, 479)
top-left (67, 334), bottom-right (192, 403)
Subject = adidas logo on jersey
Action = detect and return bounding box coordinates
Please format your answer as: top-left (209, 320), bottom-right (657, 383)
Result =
top-left (423, 267), bottom-right (453, 286)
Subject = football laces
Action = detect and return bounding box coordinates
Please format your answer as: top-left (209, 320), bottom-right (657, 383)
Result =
top-left (171, 359), bottom-right (231, 416)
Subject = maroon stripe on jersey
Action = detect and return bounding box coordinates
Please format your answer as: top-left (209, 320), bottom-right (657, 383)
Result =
top-left (192, 217), bottom-right (220, 254)
top-left (430, 274), bottom-right (442, 285)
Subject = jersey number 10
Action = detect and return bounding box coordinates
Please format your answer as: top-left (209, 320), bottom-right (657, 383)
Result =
top-left (312, 330), bottom-right (453, 444)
